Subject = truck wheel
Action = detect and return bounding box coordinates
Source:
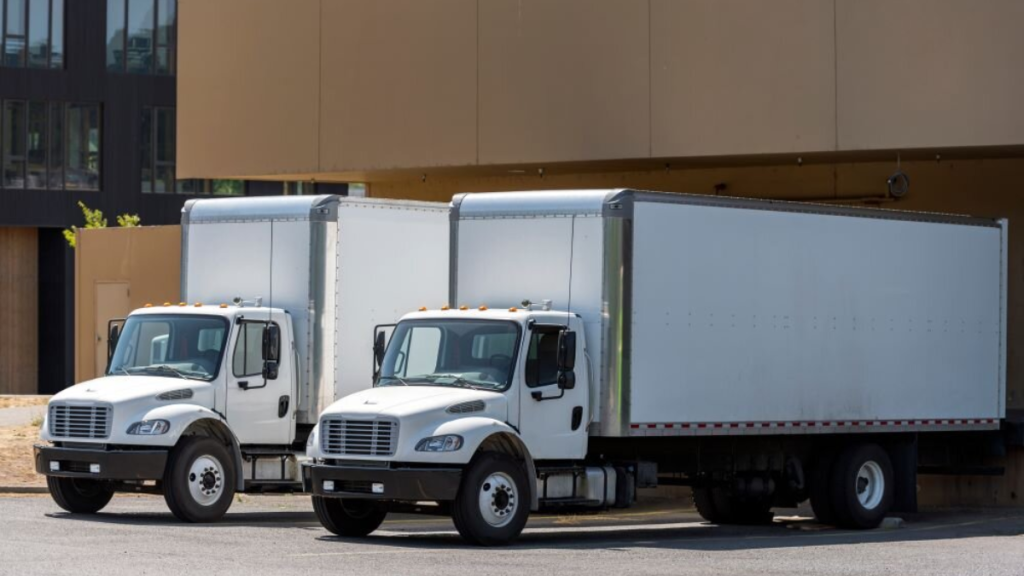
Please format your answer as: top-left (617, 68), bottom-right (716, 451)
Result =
top-left (452, 452), bottom-right (530, 546)
top-left (163, 436), bottom-right (236, 523)
top-left (692, 486), bottom-right (722, 523)
top-left (312, 496), bottom-right (387, 537)
top-left (829, 443), bottom-right (893, 529)
top-left (694, 486), bottom-right (772, 525)
top-left (46, 476), bottom-right (114, 514)
top-left (809, 452), bottom-right (838, 525)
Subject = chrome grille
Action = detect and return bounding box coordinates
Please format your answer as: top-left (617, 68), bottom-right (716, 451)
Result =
top-left (49, 404), bottom-right (112, 439)
top-left (321, 418), bottom-right (397, 457)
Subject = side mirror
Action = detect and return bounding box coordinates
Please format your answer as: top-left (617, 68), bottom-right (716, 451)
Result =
top-left (262, 360), bottom-right (279, 381)
top-left (557, 331), bottom-right (576, 372)
top-left (557, 370), bottom-right (576, 390)
top-left (374, 330), bottom-right (387, 369)
top-left (263, 324), bottom-right (281, 363)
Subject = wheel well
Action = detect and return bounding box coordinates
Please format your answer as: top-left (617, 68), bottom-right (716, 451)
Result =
top-left (179, 418), bottom-right (244, 491)
top-left (476, 432), bottom-right (539, 511)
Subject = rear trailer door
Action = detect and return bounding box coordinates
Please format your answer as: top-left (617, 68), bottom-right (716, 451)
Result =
top-left (627, 198), bottom-right (1005, 435)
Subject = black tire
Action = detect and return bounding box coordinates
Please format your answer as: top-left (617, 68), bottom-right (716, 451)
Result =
top-left (312, 496), bottom-right (387, 537)
top-left (695, 485), bottom-right (772, 525)
top-left (693, 486), bottom-right (722, 523)
top-left (809, 451), bottom-right (838, 525)
top-left (452, 452), bottom-right (530, 546)
top-left (46, 476), bottom-right (114, 514)
top-left (829, 443), bottom-right (894, 529)
top-left (163, 436), bottom-right (236, 523)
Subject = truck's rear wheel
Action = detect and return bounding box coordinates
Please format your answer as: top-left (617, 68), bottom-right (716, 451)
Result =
top-left (46, 476), bottom-right (114, 514)
top-left (312, 496), bottom-right (387, 537)
top-left (163, 436), bottom-right (236, 523)
top-left (452, 452), bottom-right (530, 546)
top-left (829, 443), bottom-right (893, 529)
top-left (694, 485), bottom-right (773, 525)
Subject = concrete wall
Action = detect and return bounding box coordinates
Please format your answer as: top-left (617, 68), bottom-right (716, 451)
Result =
top-left (74, 226), bottom-right (181, 384)
top-left (0, 228), bottom-right (38, 394)
top-left (179, 0), bottom-right (1024, 180)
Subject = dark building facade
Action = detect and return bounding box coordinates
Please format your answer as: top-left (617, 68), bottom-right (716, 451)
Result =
top-left (0, 0), bottom-right (345, 394)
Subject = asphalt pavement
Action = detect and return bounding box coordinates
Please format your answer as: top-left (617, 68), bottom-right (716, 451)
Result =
top-left (1, 493), bottom-right (1022, 576)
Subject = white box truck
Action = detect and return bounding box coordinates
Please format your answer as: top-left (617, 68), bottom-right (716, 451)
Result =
top-left (34, 195), bottom-right (448, 522)
top-left (304, 189), bottom-right (1011, 545)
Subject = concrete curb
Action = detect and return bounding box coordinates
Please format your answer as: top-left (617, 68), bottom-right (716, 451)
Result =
top-left (0, 486), bottom-right (47, 494)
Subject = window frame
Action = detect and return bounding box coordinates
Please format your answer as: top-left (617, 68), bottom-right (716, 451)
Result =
top-left (2, 0), bottom-right (63, 69)
top-left (232, 320), bottom-right (278, 379)
top-left (524, 325), bottom-right (564, 389)
top-left (0, 99), bottom-right (100, 191)
top-left (108, 0), bottom-right (176, 75)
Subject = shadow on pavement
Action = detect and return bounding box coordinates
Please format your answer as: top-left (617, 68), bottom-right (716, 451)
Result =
top-left (313, 510), bottom-right (1024, 552)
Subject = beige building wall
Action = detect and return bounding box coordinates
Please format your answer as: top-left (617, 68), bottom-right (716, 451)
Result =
top-left (177, 0), bottom-right (321, 179)
top-left (180, 0), bottom-right (1024, 180)
top-left (0, 228), bottom-right (38, 395)
top-left (74, 226), bottom-right (181, 384)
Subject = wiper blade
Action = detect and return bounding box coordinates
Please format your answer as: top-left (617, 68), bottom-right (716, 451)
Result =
top-left (143, 365), bottom-right (202, 380)
top-left (423, 374), bottom-right (481, 390)
top-left (379, 376), bottom-right (410, 386)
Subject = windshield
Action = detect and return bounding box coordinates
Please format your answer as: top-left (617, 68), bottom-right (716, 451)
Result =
top-left (377, 319), bottom-right (521, 391)
top-left (108, 314), bottom-right (229, 381)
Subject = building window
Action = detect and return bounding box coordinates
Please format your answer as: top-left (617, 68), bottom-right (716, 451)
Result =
top-left (0, 100), bottom-right (100, 190)
top-left (140, 106), bottom-right (242, 196)
top-left (1, 0), bottom-right (62, 68)
top-left (107, 0), bottom-right (175, 74)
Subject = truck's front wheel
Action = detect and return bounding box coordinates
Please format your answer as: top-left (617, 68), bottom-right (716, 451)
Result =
top-left (452, 452), bottom-right (530, 546)
top-left (47, 476), bottom-right (114, 514)
top-left (312, 496), bottom-right (387, 537)
top-left (163, 436), bottom-right (236, 522)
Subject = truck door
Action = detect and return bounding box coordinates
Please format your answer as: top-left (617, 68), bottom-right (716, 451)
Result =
top-left (225, 320), bottom-right (293, 445)
top-left (517, 322), bottom-right (588, 460)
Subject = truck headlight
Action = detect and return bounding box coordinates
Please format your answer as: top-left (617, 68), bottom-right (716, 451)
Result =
top-left (127, 420), bottom-right (170, 435)
top-left (415, 435), bottom-right (463, 452)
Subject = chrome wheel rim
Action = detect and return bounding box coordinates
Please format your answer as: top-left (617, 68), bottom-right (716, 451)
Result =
top-left (188, 455), bottom-right (224, 507)
top-left (478, 471), bottom-right (518, 527)
top-left (856, 461), bottom-right (885, 510)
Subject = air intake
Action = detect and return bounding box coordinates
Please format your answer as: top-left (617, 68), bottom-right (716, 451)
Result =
top-left (447, 400), bottom-right (485, 414)
top-left (157, 389), bottom-right (194, 401)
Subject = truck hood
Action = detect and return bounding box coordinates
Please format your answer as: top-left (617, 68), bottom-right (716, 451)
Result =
top-left (321, 386), bottom-right (506, 420)
top-left (51, 375), bottom-right (213, 407)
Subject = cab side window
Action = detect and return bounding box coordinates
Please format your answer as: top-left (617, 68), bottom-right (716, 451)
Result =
top-left (524, 331), bottom-right (559, 387)
top-left (233, 323), bottom-right (268, 377)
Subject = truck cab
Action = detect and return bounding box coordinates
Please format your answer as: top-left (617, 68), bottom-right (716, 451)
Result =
top-left (304, 306), bottom-right (606, 545)
top-left (36, 301), bottom-right (299, 522)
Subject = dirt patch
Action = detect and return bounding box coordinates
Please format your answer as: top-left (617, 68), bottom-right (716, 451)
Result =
top-left (0, 424), bottom-right (45, 488)
top-left (0, 396), bottom-right (50, 410)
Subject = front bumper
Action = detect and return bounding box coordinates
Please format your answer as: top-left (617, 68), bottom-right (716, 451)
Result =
top-left (34, 444), bottom-right (168, 480)
top-left (303, 462), bottom-right (462, 501)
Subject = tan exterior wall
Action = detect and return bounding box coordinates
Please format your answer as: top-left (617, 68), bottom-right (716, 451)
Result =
top-left (837, 0), bottom-right (1024, 151)
top-left (177, 0), bottom-right (321, 179)
top-left (319, 0), bottom-right (478, 171)
top-left (180, 0), bottom-right (1024, 180)
top-left (0, 228), bottom-right (38, 395)
top-left (74, 226), bottom-right (181, 384)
